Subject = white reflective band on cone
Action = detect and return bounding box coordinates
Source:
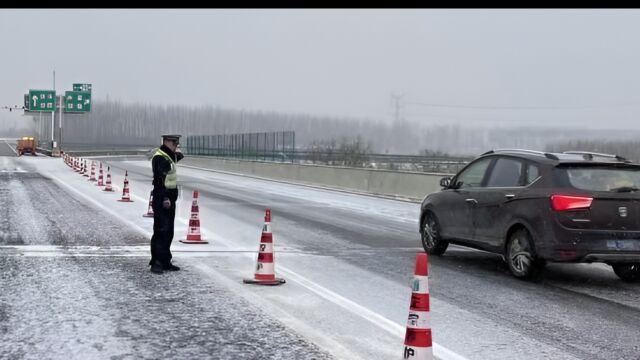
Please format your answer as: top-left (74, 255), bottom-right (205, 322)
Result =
top-left (403, 346), bottom-right (433, 360)
top-left (263, 223), bottom-right (271, 233)
top-left (406, 310), bottom-right (430, 329)
top-left (189, 227), bottom-right (200, 235)
top-left (258, 243), bottom-right (273, 253)
top-left (256, 262), bottom-right (275, 274)
top-left (412, 275), bottom-right (429, 294)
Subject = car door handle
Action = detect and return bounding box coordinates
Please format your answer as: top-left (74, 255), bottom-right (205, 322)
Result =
top-left (465, 198), bottom-right (478, 205)
top-left (505, 194), bottom-right (515, 200)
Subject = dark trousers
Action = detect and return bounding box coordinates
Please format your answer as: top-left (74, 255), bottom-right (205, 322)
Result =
top-left (150, 195), bottom-right (176, 266)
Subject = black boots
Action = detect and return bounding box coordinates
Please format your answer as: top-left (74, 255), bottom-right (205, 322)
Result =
top-left (150, 261), bottom-right (164, 274)
top-left (149, 260), bottom-right (180, 273)
top-left (163, 264), bottom-right (181, 271)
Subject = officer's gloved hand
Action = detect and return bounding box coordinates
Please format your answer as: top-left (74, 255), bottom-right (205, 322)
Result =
top-left (163, 198), bottom-right (171, 209)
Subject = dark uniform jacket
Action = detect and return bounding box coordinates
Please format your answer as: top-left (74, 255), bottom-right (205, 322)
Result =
top-left (152, 144), bottom-right (184, 202)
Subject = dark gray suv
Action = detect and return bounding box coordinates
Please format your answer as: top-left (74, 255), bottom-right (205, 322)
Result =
top-left (419, 149), bottom-right (640, 281)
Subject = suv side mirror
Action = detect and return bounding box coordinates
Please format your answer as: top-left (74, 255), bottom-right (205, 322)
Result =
top-left (440, 176), bottom-right (452, 188)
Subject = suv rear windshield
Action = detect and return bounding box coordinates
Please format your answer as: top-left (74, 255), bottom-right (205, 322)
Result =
top-left (557, 164), bottom-right (640, 192)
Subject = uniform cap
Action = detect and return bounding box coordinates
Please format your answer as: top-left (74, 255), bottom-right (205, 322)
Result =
top-left (161, 134), bottom-right (182, 143)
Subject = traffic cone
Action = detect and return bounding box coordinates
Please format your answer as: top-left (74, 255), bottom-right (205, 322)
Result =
top-left (143, 190), bottom-right (154, 217)
top-left (74, 158), bottom-right (80, 172)
top-left (83, 160), bottom-right (89, 177)
top-left (89, 161), bottom-right (97, 181)
top-left (96, 163), bottom-right (104, 186)
top-left (117, 170), bottom-right (133, 202)
top-left (180, 191), bottom-right (208, 244)
top-left (103, 166), bottom-right (115, 192)
top-left (402, 253), bottom-right (433, 359)
top-left (243, 209), bottom-right (285, 285)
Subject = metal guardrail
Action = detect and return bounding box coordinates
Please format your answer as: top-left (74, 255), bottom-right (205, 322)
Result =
top-left (59, 142), bottom-right (156, 152)
top-left (63, 150), bottom-right (150, 157)
top-left (293, 151), bottom-right (470, 173)
top-left (37, 139), bottom-right (470, 174)
top-left (34, 142), bottom-right (154, 158)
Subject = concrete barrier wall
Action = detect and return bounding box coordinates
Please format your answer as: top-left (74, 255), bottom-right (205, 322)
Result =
top-left (180, 156), bottom-right (453, 201)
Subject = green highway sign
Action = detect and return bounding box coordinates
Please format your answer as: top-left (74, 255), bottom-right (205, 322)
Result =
top-left (28, 90), bottom-right (56, 112)
top-left (64, 91), bottom-right (91, 113)
top-left (73, 83), bottom-right (92, 92)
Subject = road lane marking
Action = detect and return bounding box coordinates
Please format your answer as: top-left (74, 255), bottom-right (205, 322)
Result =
top-left (45, 167), bottom-right (469, 360)
top-left (4, 140), bottom-right (19, 156)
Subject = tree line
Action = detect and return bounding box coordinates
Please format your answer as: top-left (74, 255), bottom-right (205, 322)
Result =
top-left (546, 139), bottom-right (640, 162)
top-left (28, 98), bottom-right (640, 157)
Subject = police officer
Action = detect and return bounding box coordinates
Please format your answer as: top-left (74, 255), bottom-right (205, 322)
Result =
top-left (149, 134), bottom-right (184, 274)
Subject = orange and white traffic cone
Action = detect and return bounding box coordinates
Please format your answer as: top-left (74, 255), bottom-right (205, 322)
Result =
top-left (243, 209), bottom-right (286, 285)
top-left (103, 167), bottom-right (115, 192)
top-left (180, 190), bottom-right (208, 244)
top-left (117, 170), bottom-right (133, 202)
top-left (143, 190), bottom-right (154, 217)
top-left (89, 161), bottom-right (97, 181)
top-left (83, 160), bottom-right (89, 177)
top-left (96, 163), bottom-right (104, 186)
top-left (402, 253), bottom-right (433, 360)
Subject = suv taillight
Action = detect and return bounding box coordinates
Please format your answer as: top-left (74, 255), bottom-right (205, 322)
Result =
top-left (550, 195), bottom-right (593, 211)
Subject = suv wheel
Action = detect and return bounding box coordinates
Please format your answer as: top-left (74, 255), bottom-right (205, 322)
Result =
top-left (506, 229), bottom-right (544, 279)
top-left (421, 212), bottom-right (449, 255)
top-left (612, 263), bottom-right (640, 282)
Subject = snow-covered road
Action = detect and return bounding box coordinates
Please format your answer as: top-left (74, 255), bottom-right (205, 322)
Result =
top-left (2, 153), bottom-right (639, 359)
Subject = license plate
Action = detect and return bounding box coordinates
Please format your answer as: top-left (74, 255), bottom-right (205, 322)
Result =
top-left (607, 240), bottom-right (640, 251)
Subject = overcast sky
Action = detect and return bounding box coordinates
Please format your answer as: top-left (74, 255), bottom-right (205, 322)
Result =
top-left (2, 9), bottom-right (640, 129)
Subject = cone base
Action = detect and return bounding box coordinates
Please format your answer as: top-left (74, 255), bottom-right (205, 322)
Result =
top-left (89, 179), bottom-right (96, 182)
top-left (103, 189), bottom-right (115, 192)
top-left (143, 213), bottom-right (154, 217)
top-left (179, 239), bottom-right (209, 244)
top-left (243, 278), bottom-right (286, 285)
top-left (117, 199), bottom-right (134, 202)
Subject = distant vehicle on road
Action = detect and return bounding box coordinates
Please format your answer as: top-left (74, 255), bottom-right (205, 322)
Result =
top-left (16, 136), bottom-right (37, 156)
top-left (420, 149), bottom-right (640, 281)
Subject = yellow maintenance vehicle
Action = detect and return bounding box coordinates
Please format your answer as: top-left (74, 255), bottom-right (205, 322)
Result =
top-left (16, 136), bottom-right (37, 156)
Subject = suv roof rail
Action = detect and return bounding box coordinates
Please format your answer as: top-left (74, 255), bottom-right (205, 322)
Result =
top-left (482, 148), bottom-right (559, 160)
top-left (562, 151), bottom-right (630, 162)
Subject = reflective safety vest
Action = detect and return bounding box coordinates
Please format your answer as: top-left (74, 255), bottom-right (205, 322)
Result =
top-left (152, 148), bottom-right (177, 189)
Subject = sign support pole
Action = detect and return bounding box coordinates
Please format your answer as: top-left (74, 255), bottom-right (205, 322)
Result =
top-left (59, 95), bottom-right (63, 152)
